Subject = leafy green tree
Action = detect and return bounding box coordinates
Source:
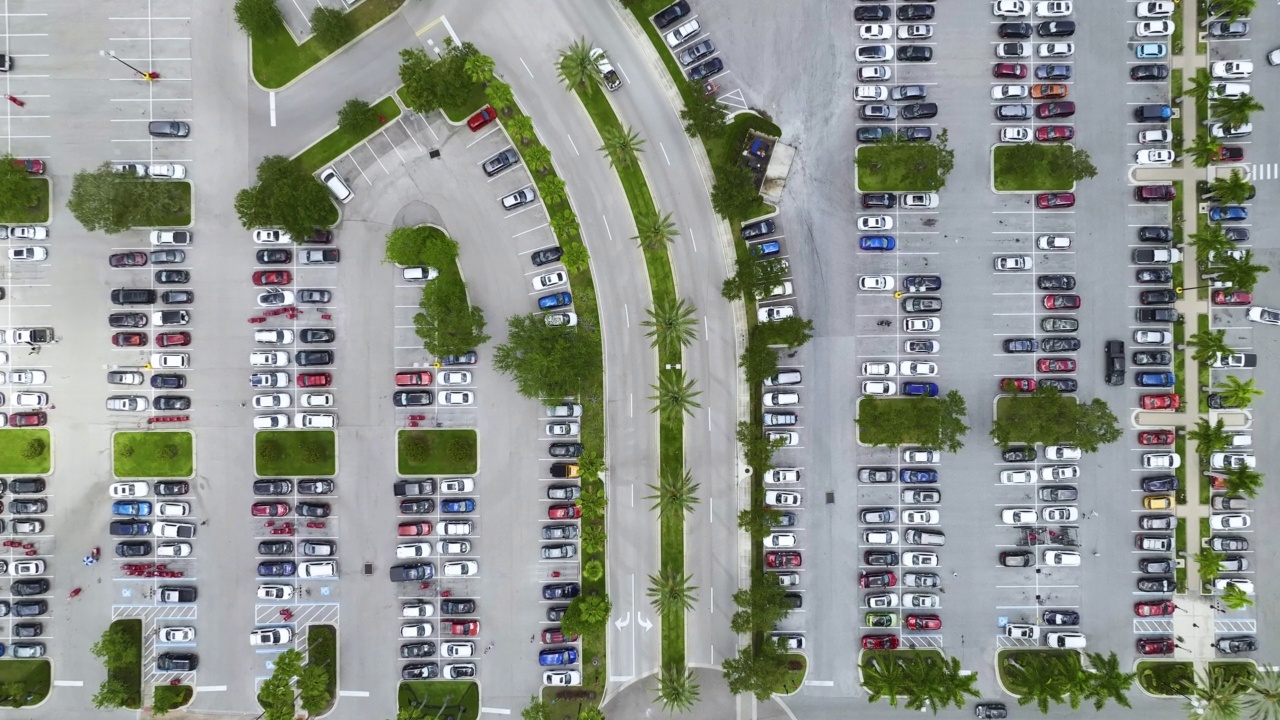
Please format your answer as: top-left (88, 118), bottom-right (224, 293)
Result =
top-left (679, 80), bottom-right (727, 139)
top-left (298, 663), bottom-right (331, 715)
top-left (642, 296), bottom-right (698, 353)
top-left (1217, 251), bottom-right (1270, 293)
top-left (485, 79), bottom-right (515, 115)
top-left (414, 273), bottom-right (489, 357)
top-left (1223, 583), bottom-right (1254, 610)
top-left (1210, 0), bottom-right (1256, 22)
top-left (233, 155), bottom-right (336, 240)
top-left (91, 623), bottom-right (140, 669)
top-left (1217, 375), bottom-right (1264, 408)
top-left (722, 255), bottom-right (788, 301)
top-left (67, 163), bottom-right (174, 234)
top-left (577, 708), bottom-right (607, 720)
top-left (337, 98), bottom-right (380, 137)
top-left (737, 419), bottom-right (785, 471)
top-left (730, 570), bottom-right (791, 633)
top-left (0, 154), bottom-right (43, 218)
top-left (633, 209), bottom-right (679, 252)
top-left (493, 313), bottom-right (602, 399)
top-left (599, 125), bottom-right (645, 169)
top-left (722, 640), bottom-right (791, 701)
top-left (1207, 169), bottom-right (1256, 206)
top-left (900, 655), bottom-right (980, 714)
top-left (151, 684), bottom-right (186, 715)
top-left (1065, 147), bottom-right (1099, 181)
top-left (1216, 93), bottom-right (1265, 131)
top-left (858, 391), bottom-right (970, 453)
top-left (258, 675), bottom-right (294, 720)
top-left (576, 484), bottom-right (607, 518)
top-left (523, 143), bottom-right (553, 174)
top-left (1187, 132), bottom-right (1224, 168)
top-left (550, 209), bottom-right (580, 243)
top-left (1189, 329), bottom-right (1232, 364)
top-left (561, 242), bottom-right (590, 273)
top-left (737, 504), bottom-right (785, 540)
top-left (463, 53), bottom-right (495, 84)
top-left (649, 370), bottom-right (701, 420)
top-left (556, 38), bottom-right (601, 92)
top-left (646, 468), bottom-right (700, 518)
top-left (1222, 465), bottom-right (1264, 498)
top-left (1189, 222), bottom-right (1235, 258)
top-left (647, 569), bottom-right (697, 614)
top-left (538, 174), bottom-right (567, 207)
top-left (755, 316), bottom-right (814, 350)
top-left (739, 338), bottom-right (778, 386)
top-left (578, 450), bottom-right (606, 481)
top-left (1195, 546), bottom-right (1227, 585)
top-left (521, 696), bottom-right (550, 720)
top-left (384, 225), bottom-right (459, 267)
top-left (1241, 666), bottom-right (1280, 720)
top-left (1189, 418), bottom-right (1232, 456)
top-left (92, 679), bottom-right (130, 709)
top-left (233, 0), bottom-right (283, 37)
top-left (309, 7), bottom-right (352, 51)
top-left (506, 115), bottom-right (534, 145)
top-left (398, 42), bottom-right (482, 115)
top-left (654, 665), bottom-right (702, 713)
top-left (1082, 652), bottom-right (1136, 710)
top-left (990, 386), bottom-right (1120, 451)
top-left (561, 592), bottom-right (611, 638)
top-left (710, 162), bottom-right (761, 221)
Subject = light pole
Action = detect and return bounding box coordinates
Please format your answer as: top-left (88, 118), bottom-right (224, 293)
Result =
top-left (99, 50), bottom-right (159, 81)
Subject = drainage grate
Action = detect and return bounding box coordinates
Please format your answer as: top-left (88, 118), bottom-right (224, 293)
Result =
top-left (428, 149), bottom-right (441, 159)
top-left (363, 563), bottom-right (373, 576)
top-left (825, 492), bottom-right (835, 504)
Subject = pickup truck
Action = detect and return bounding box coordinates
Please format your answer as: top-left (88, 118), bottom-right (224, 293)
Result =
top-left (12, 328), bottom-right (53, 344)
top-left (591, 48), bottom-right (622, 91)
top-left (1132, 248), bottom-right (1182, 265)
top-left (394, 479), bottom-right (435, 496)
top-left (158, 586), bottom-right (197, 603)
top-left (549, 462), bottom-right (579, 478)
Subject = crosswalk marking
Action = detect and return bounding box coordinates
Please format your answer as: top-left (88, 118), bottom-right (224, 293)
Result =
top-left (1244, 163), bottom-right (1279, 181)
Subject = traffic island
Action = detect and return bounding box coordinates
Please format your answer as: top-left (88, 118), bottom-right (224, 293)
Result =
top-left (306, 624), bottom-right (337, 715)
top-left (855, 395), bottom-right (969, 451)
top-left (397, 680), bottom-right (479, 720)
top-left (776, 653), bottom-right (808, 695)
top-left (856, 136), bottom-right (955, 192)
top-left (1136, 660), bottom-right (1193, 696)
top-left (151, 684), bottom-right (193, 714)
top-left (92, 619), bottom-right (142, 709)
top-left (0, 658), bottom-right (51, 708)
top-left (113, 431), bottom-right (191, 478)
top-left (0, 177), bottom-right (50, 224)
top-left (255, 430), bottom-right (336, 477)
top-left (0, 429), bottom-right (51, 474)
top-left (992, 144), bottom-right (1079, 192)
top-left (396, 429), bottom-right (477, 475)
top-left (295, 95), bottom-right (403, 174)
top-left (251, 0), bottom-right (407, 89)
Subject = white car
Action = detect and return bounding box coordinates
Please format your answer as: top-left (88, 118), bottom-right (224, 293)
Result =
top-left (8, 247), bottom-right (46, 261)
top-left (856, 44), bottom-right (892, 62)
top-left (859, 275), bottom-right (894, 291)
top-left (664, 19), bottom-right (700, 46)
top-left (1142, 453), bottom-right (1181, 469)
top-left (1039, 465), bottom-right (1079, 481)
top-left (1137, 21), bottom-right (1173, 37)
top-left (546, 421), bottom-right (580, 436)
top-left (1006, 624), bottom-right (1040, 639)
top-left (1002, 508), bottom-right (1038, 525)
top-left (1042, 506), bottom-right (1078, 522)
top-left (1036, 235), bottom-right (1071, 250)
top-left (867, 593), bottom-right (899, 608)
top-left (250, 351), bottom-right (289, 367)
top-left (11, 560), bottom-right (44, 576)
top-left (763, 532), bottom-right (797, 548)
top-left (1000, 469), bottom-right (1035, 484)
top-left (153, 522), bottom-right (195, 539)
top-left (396, 543), bottom-right (432, 559)
top-left (149, 230), bottom-right (191, 246)
top-left (1247, 307), bottom-right (1280, 325)
top-left (857, 216), bottom-right (893, 231)
top-left (249, 627), bottom-right (293, 646)
top-left (862, 362), bottom-right (896, 377)
top-left (903, 551), bottom-right (938, 567)
top-left (902, 193), bottom-right (940, 208)
top-left (993, 0), bottom-right (1030, 17)
top-left (1210, 452), bottom-right (1256, 470)
top-left (157, 502), bottom-right (190, 517)
top-left (900, 361), bottom-right (937, 377)
top-left (859, 65), bottom-right (891, 82)
top-left (1209, 83), bottom-right (1250, 100)
top-left (1211, 60), bottom-right (1253, 79)
top-left (863, 530), bottom-right (899, 545)
top-left (9, 370), bottom-right (45, 385)
top-left (532, 271), bottom-right (567, 290)
top-left (854, 85), bottom-right (888, 102)
top-left (440, 391), bottom-right (473, 406)
top-left (903, 510), bottom-right (940, 525)
top-left (299, 561), bottom-right (337, 578)
top-left (257, 290), bottom-right (296, 307)
top-left (439, 521), bottom-right (473, 535)
top-left (764, 491), bottom-right (801, 506)
top-left (258, 585), bottom-right (294, 601)
top-left (439, 370), bottom-right (472, 385)
top-left (157, 541), bottom-right (191, 557)
top-left (294, 413), bottom-right (336, 429)
top-left (7, 226), bottom-right (47, 240)
top-left (1045, 445), bottom-right (1081, 461)
top-left (147, 163), bottom-right (187, 179)
top-left (13, 392), bottom-right (46, 408)
top-left (254, 414), bottom-right (289, 430)
top-left (992, 84), bottom-right (1029, 100)
top-left (1210, 122), bottom-right (1251, 138)
top-left (758, 306), bottom-right (794, 323)
top-left (151, 353), bottom-right (189, 369)
top-left (996, 43), bottom-right (1029, 59)
top-left (402, 601), bottom-right (434, 617)
top-left (859, 24), bottom-right (893, 40)
top-left (1134, 330), bottom-right (1173, 344)
top-left (110, 482), bottom-right (149, 498)
top-left (1000, 127), bottom-right (1032, 143)
top-left (1136, 149), bottom-right (1175, 165)
top-left (440, 478), bottom-right (475, 493)
top-left (1037, 43), bottom-right (1073, 57)
top-left (301, 393), bottom-right (333, 408)
top-left (401, 623), bottom-right (434, 638)
top-left (764, 468), bottom-right (800, 484)
top-left (904, 318), bottom-right (940, 333)
top-left (760, 284), bottom-right (792, 301)
top-left (160, 627), bottom-right (196, 643)
top-left (1035, 0), bottom-right (1072, 16)
top-left (995, 255), bottom-right (1031, 271)
top-left (544, 670), bottom-right (582, 686)
top-left (902, 449), bottom-right (940, 463)
top-left (255, 329), bottom-right (294, 344)
top-left (903, 593), bottom-right (939, 608)
top-left (443, 560), bottom-right (478, 577)
top-left (765, 431), bottom-right (799, 446)
top-left (253, 229), bottom-right (292, 244)
top-left (862, 380), bottom-right (897, 396)
top-left (12, 520), bottom-right (42, 534)
top-left (898, 24), bottom-right (933, 39)
top-left (1212, 578), bottom-right (1254, 594)
top-left (763, 392), bottom-right (799, 406)
top-left (1138, 129), bottom-right (1172, 144)
top-left (253, 393), bottom-right (292, 409)
top-left (1137, 0), bottom-right (1174, 17)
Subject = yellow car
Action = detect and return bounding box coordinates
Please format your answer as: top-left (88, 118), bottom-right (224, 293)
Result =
top-left (1143, 495), bottom-right (1174, 511)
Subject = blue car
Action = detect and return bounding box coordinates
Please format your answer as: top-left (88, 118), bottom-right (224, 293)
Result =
top-left (441, 499), bottom-right (476, 513)
top-left (750, 241), bottom-right (781, 258)
top-left (1136, 43), bottom-right (1166, 59)
top-left (258, 561), bottom-right (296, 577)
top-left (902, 382), bottom-right (939, 397)
top-left (109, 520), bottom-right (151, 536)
top-left (900, 469), bottom-right (938, 484)
top-left (538, 292), bottom-right (572, 310)
top-left (1209, 206), bottom-right (1248, 222)
top-left (860, 236), bottom-right (896, 251)
top-left (1136, 371), bottom-right (1175, 388)
top-left (112, 501), bottom-right (153, 516)
top-left (538, 648), bottom-right (579, 666)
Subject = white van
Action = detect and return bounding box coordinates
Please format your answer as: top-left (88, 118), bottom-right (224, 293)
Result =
top-left (294, 413), bottom-right (336, 429)
top-left (1045, 632), bottom-right (1086, 649)
top-left (1043, 550), bottom-right (1080, 566)
top-left (320, 167), bottom-right (353, 204)
top-left (402, 266), bottom-right (439, 281)
top-left (299, 561), bottom-right (337, 578)
top-left (904, 529), bottom-right (946, 546)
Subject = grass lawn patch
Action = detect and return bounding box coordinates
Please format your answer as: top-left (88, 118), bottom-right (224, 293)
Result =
top-left (1175, 518), bottom-right (1187, 592)
top-left (296, 95), bottom-right (402, 174)
top-left (996, 649), bottom-right (1079, 695)
top-left (1196, 314), bottom-right (1210, 414)
top-left (1200, 517), bottom-right (1211, 543)
top-left (256, 430), bottom-right (336, 477)
top-left (308, 624), bottom-right (337, 713)
top-left (857, 140), bottom-right (953, 192)
top-left (113, 431), bottom-right (191, 478)
top-left (857, 395), bottom-right (966, 450)
top-left (1137, 660), bottom-right (1193, 696)
top-left (0, 178), bottom-right (50, 224)
top-left (398, 680), bottom-right (479, 720)
top-left (1176, 434), bottom-right (1191, 506)
top-left (0, 659), bottom-right (51, 708)
top-left (131, 181), bottom-right (192, 228)
top-left (1171, 69), bottom-right (1184, 158)
top-left (108, 618), bottom-right (143, 709)
top-left (992, 144), bottom-right (1076, 192)
top-left (776, 653), bottom-right (807, 695)
top-left (251, 0), bottom-right (406, 90)
top-left (1210, 661), bottom-right (1256, 685)
top-left (397, 429), bottom-right (476, 475)
top-left (152, 684), bottom-right (193, 713)
top-left (440, 82), bottom-right (489, 124)
top-left (0, 429), bottom-right (50, 474)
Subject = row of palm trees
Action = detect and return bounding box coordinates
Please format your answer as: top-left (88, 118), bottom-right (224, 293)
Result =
top-left (1000, 651), bottom-right (1135, 714)
top-left (1187, 417), bottom-right (1264, 498)
top-left (861, 651), bottom-right (979, 714)
top-left (1183, 66), bottom-right (1265, 168)
top-left (1188, 209), bottom-right (1271, 293)
top-left (1181, 666), bottom-right (1280, 720)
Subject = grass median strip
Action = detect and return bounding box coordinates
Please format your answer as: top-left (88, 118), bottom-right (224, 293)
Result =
top-left (113, 430), bottom-right (190, 478)
top-left (397, 429), bottom-right (477, 475)
top-left (255, 430), bottom-right (336, 476)
top-left (0, 659), bottom-right (50, 708)
top-left (251, 0), bottom-right (406, 89)
top-left (0, 177), bottom-right (49, 224)
top-left (398, 680), bottom-right (479, 720)
top-left (295, 95), bottom-right (402, 174)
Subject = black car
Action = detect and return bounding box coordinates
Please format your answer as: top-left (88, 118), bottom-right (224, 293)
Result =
top-left (1000, 551), bottom-right (1034, 567)
top-left (1037, 275), bottom-right (1076, 290)
top-left (254, 480), bottom-right (293, 496)
top-left (154, 396), bottom-right (190, 411)
top-left (1138, 226), bottom-right (1173, 242)
top-left (390, 564), bottom-right (434, 582)
top-left (296, 502), bottom-right (331, 518)
top-left (394, 391), bottom-right (433, 407)
top-left (996, 104), bottom-right (1032, 120)
top-left (116, 541), bottom-right (152, 557)
top-left (861, 193), bottom-right (896, 209)
top-left (401, 642), bottom-right (436, 658)
top-left (394, 480), bottom-right (435, 496)
top-left (549, 443), bottom-right (584, 458)
top-left (741, 219), bottom-right (776, 240)
top-left (903, 275), bottom-right (941, 292)
top-left (1002, 446), bottom-right (1037, 462)
top-left (399, 499), bottom-right (435, 515)
top-left (1133, 351), bottom-right (1172, 365)
top-left (156, 652), bottom-right (198, 672)
top-left (1141, 475), bottom-right (1178, 492)
top-left (441, 351), bottom-right (478, 365)
top-left (897, 46), bottom-right (932, 62)
top-left (111, 288), bottom-right (157, 305)
top-left (900, 102), bottom-right (937, 120)
top-left (1140, 559), bottom-right (1175, 574)
top-left (298, 479), bottom-right (335, 495)
top-left (1042, 610), bottom-right (1080, 625)
top-left (155, 270), bottom-right (189, 284)
top-left (999, 22), bottom-right (1032, 38)
top-left (259, 540), bottom-right (294, 555)
top-left (1040, 337), bottom-right (1080, 352)
top-left (258, 561), bottom-right (296, 577)
top-left (12, 601), bottom-right (46, 617)
top-left (1035, 64), bottom-right (1072, 80)
top-left (1131, 64), bottom-right (1170, 81)
top-left (784, 593), bottom-right (803, 609)
top-left (1207, 393), bottom-right (1237, 410)
top-left (864, 550), bottom-right (899, 566)
top-left (652, 0), bottom-right (690, 28)
top-left (899, 126), bottom-right (932, 142)
top-left (402, 663), bottom-right (438, 680)
top-left (295, 350), bottom-right (333, 366)
top-left (531, 247), bottom-right (563, 266)
top-left (297, 289), bottom-right (331, 304)
top-left (542, 524), bottom-right (579, 540)
top-left (14, 623), bottom-right (42, 638)
top-left (109, 312), bottom-right (148, 328)
top-left (857, 126), bottom-right (892, 143)
top-left (10, 478), bottom-right (45, 494)
top-left (1136, 308), bottom-right (1180, 323)
top-left (10, 499), bottom-right (46, 514)
top-left (1216, 636), bottom-right (1258, 654)
top-left (542, 583), bottom-right (581, 600)
top-left (483, 148), bottom-right (519, 176)
top-left (902, 297), bottom-right (941, 313)
top-left (1136, 268), bottom-right (1173, 284)
top-left (442, 599), bottom-right (477, 615)
top-left (1140, 289), bottom-right (1178, 305)
top-left (151, 374), bottom-right (186, 389)
top-left (687, 58), bottom-right (724, 81)
top-left (1224, 227), bottom-right (1249, 242)
top-left (855, 5), bottom-right (891, 21)
top-left (161, 290), bottom-right (193, 304)
top-left (299, 329), bottom-right (335, 343)
top-left (1004, 338), bottom-right (1038, 353)
top-left (897, 4), bottom-right (934, 20)
top-left (976, 703), bottom-right (1008, 719)
top-left (1037, 20), bottom-right (1075, 36)
top-left (256, 249), bottom-right (291, 264)
top-left (1039, 378), bottom-right (1077, 393)
top-left (1137, 577), bottom-right (1176, 593)
top-left (155, 481), bottom-right (189, 496)
top-left (11, 580), bottom-right (49, 597)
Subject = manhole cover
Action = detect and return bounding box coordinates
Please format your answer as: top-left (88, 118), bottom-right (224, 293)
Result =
top-left (825, 492), bottom-right (834, 504)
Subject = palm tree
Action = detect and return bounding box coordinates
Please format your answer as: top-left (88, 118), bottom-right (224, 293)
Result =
top-left (504, 115), bottom-right (534, 145)
top-left (1217, 251), bottom-right (1270, 293)
top-left (1215, 93), bottom-right (1265, 131)
top-left (1209, 0), bottom-right (1257, 22)
top-left (1189, 223), bottom-right (1235, 259)
top-left (598, 125), bottom-right (646, 169)
top-left (633, 209), bottom-right (679, 252)
top-left (1218, 375), bottom-right (1264, 408)
top-left (1005, 652), bottom-right (1085, 713)
top-left (522, 142), bottom-right (552, 174)
top-left (1194, 546), bottom-right (1227, 585)
top-left (1189, 418), bottom-right (1232, 456)
top-left (484, 79), bottom-right (515, 115)
top-left (649, 370), bottom-right (702, 420)
top-left (1187, 68), bottom-right (1215, 104)
top-left (1222, 465), bottom-right (1264, 499)
top-left (1188, 329), bottom-right (1232, 364)
top-left (862, 653), bottom-right (910, 708)
top-left (1192, 669), bottom-right (1246, 720)
top-left (1222, 583), bottom-right (1254, 610)
top-left (653, 665), bottom-right (701, 713)
top-left (538, 175), bottom-right (567, 207)
top-left (463, 53), bottom-right (495, 84)
top-left (646, 568), bottom-right (697, 615)
top-left (903, 655), bottom-right (979, 714)
top-left (555, 37), bottom-right (601, 92)
top-left (646, 468), bottom-right (700, 518)
top-left (1187, 132), bottom-right (1225, 168)
top-left (1241, 667), bottom-right (1280, 720)
top-left (1207, 169), bottom-right (1256, 206)
top-left (1083, 652), bottom-right (1136, 710)
top-left (642, 296), bottom-right (698, 352)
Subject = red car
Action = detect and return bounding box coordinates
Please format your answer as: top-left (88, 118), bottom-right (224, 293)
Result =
top-left (112, 332), bottom-right (147, 347)
top-left (110, 252), bottom-right (148, 268)
top-left (398, 521), bottom-right (432, 536)
top-left (862, 635), bottom-right (900, 650)
top-left (1216, 146), bottom-right (1244, 162)
top-left (467, 106), bottom-right (497, 131)
top-left (906, 614), bottom-right (942, 631)
top-left (1001, 378), bottom-right (1037, 392)
top-left (993, 63), bottom-right (1027, 79)
top-left (1036, 101), bottom-right (1075, 118)
top-left (1135, 185), bottom-right (1176, 202)
top-left (252, 502), bottom-right (291, 517)
top-left (1137, 638), bottom-right (1175, 655)
top-left (13, 159), bottom-right (43, 174)
top-left (1043, 294), bottom-right (1081, 310)
top-left (298, 373), bottom-right (332, 387)
top-left (156, 332), bottom-right (190, 347)
top-left (1036, 125), bottom-right (1074, 141)
top-left (549, 504), bottom-right (582, 520)
top-left (1212, 290), bottom-right (1251, 306)
top-left (1037, 192), bottom-right (1075, 209)
top-left (446, 620), bottom-right (480, 636)
top-left (1138, 430), bottom-right (1175, 446)
top-left (1038, 358), bottom-right (1076, 373)
top-left (766, 551), bottom-right (802, 569)
top-left (396, 371), bottom-right (433, 387)
top-left (542, 629), bottom-right (580, 644)
top-left (10, 412), bottom-right (46, 427)
top-left (859, 570), bottom-right (896, 588)
top-left (1135, 600), bottom-right (1176, 617)
top-left (1141, 394), bottom-right (1180, 410)
top-left (252, 270), bottom-right (292, 286)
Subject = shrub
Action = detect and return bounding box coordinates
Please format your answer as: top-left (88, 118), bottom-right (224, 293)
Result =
top-left (233, 0), bottom-right (282, 37)
top-left (257, 439), bottom-right (285, 463)
top-left (403, 436), bottom-right (429, 464)
top-left (447, 436), bottom-right (471, 462)
top-left (20, 438), bottom-right (46, 460)
top-left (301, 438), bottom-right (331, 464)
top-left (118, 444), bottom-right (135, 458)
top-left (582, 560), bottom-right (604, 582)
top-left (309, 7), bottom-right (352, 51)
top-left (337, 98), bottom-right (380, 138)
top-left (156, 444), bottom-right (179, 460)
